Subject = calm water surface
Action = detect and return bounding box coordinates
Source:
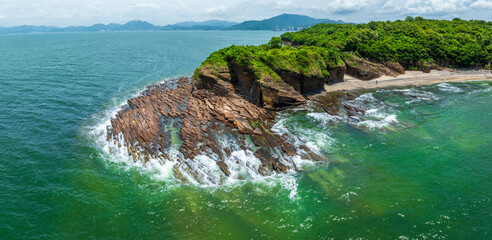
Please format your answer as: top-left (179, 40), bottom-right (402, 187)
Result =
top-left (0, 31), bottom-right (490, 239)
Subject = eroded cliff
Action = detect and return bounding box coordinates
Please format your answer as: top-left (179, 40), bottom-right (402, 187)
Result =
top-left (106, 44), bottom-right (404, 184)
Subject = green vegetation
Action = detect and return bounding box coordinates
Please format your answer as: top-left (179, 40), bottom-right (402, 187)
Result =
top-left (196, 17), bottom-right (490, 84)
top-left (281, 18), bottom-right (492, 68)
top-left (194, 43), bottom-right (344, 82)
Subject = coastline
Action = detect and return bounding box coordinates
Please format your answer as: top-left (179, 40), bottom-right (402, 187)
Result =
top-left (325, 69), bottom-right (492, 92)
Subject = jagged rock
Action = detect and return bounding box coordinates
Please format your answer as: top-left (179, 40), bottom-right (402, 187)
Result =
top-left (328, 67), bottom-right (346, 83)
top-left (253, 128), bottom-right (263, 135)
top-left (343, 55), bottom-right (401, 80)
top-left (383, 61), bottom-right (405, 74)
top-left (273, 162), bottom-right (288, 173)
top-left (107, 58), bottom-right (360, 183)
top-left (217, 161), bottom-right (231, 176)
top-left (309, 90), bottom-right (347, 116)
top-left (278, 137), bottom-right (297, 156)
top-left (299, 145), bottom-right (325, 162)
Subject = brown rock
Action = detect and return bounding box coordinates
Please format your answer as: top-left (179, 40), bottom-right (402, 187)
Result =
top-left (253, 127), bottom-right (263, 135)
top-left (217, 161), bottom-right (231, 176)
top-left (299, 145), bottom-right (325, 161)
top-left (108, 54), bottom-right (348, 183)
top-left (343, 55), bottom-right (401, 80)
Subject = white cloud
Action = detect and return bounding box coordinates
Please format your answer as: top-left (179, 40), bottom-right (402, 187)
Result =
top-left (329, 0), bottom-right (371, 13)
top-left (405, 0), bottom-right (473, 15)
top-left (206, 5), bottom-right (228, 14)
top-left (0, 0), bottom-right (490, 27)
top-left (131, 3), bottom-right (160, 9)
top-left (470, 0), bottom-right (492, 9)
top-left (376, 1), bottom-right (402, 14)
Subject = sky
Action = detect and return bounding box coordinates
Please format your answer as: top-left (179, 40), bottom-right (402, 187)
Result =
top-left (0, 0), bottom-right (491, 27)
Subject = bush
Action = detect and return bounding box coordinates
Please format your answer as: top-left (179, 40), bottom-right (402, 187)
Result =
top-left (268, 37), bottom-right (283, 49)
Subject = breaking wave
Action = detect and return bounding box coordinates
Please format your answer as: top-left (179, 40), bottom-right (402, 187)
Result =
top-left (86, 79), bottom-right (489, 190)
top-left (437, 83), bottom-right (463, 93)
top-left (389, 88), bottom-right (440, 104)
top-left (86, 78), bottom-right (312, 200)
top-left (344, 93), bottom-right (399, 129)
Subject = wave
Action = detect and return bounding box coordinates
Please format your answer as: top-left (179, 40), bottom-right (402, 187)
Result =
top-left (85, 78), bottom-right (310, 199)
top-left (343, 93), bottom-right (400, 129)
top-left (86, 78), bottom-right (488, 189)
top-left (437, 83), bottom-right (463, 93)
top-left (388, 88), bottom-right (440, 104)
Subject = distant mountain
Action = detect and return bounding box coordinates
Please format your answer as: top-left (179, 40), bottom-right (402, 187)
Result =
top-left (0, 25), bottom-right (58, 34)
top-left (0, 14), bottom-right (346, 34)
top-left (228, 13), bottom-right (344, 30)
top-left (0, 21), bottom-right (160, 34)
top-left (162, 20), bottom-right (238, 30)
top-left (173, 20), bottom-right (238, 28)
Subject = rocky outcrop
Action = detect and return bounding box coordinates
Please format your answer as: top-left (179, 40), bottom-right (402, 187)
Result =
top-left (106, 53), bottom-right (406, 184)
top-left (107, 61), bottom-right (330, 184)
top-left (328, 67), bottom-right (346, 83)
top-left (343, 55), bottom-right (403, 80)
top-left (383, 61), bottom-right (405, 74)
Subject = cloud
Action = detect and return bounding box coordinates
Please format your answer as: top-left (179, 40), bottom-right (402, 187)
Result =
top-left (329, 0), bottom-right (371, 13)
top-left (470, 0), bottom-right (492, 9)
top-left (405, 0), bottom-right (473, 15)
top-left (0, 0), bottom-right (490, 27)
top-left (131, 3), bottom-right (160, 9)
top-left (376, 1), bottom-right (402, 14)
top-left (206, 5), bottom-right (228, 14)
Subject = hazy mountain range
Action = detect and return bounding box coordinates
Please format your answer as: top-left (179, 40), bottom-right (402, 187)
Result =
top-left (0, 14), bottom-right (345, 34)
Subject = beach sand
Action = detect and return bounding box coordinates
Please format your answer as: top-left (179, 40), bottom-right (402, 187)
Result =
top-left (325, 69), bottom-right (492, 92)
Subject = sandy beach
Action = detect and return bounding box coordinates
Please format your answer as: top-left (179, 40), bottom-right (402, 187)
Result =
top-left (325, 69), bottom-right (492, 92)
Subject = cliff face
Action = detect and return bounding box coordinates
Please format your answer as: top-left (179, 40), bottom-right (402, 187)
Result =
top-left (342, 55), bottom-right (404, 80)
top-left (106, 46), bottom-right (406, 184)
top-left (108, 62), bottom-right (329, 184)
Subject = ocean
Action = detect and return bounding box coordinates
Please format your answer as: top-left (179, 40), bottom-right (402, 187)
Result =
top-left (0, 31), bottom-right (490, 239)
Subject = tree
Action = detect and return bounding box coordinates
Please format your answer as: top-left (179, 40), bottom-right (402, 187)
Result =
top-left (268, 37), bottom-right (283, 49)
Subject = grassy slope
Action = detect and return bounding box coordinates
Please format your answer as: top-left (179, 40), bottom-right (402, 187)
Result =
top-left (194, 37), bottom-right (345, 83)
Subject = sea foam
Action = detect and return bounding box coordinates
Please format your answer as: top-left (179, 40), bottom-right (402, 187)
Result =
top-left (86, 78), bottom-right (308, 197)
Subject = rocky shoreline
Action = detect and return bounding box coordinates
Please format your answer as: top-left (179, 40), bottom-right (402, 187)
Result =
top-left (106, 56), bottom-right (491, 184)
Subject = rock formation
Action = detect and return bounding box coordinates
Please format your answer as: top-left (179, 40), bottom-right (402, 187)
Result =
top-left (107, 62), bottom-right (330, 184)
top-left (106, 52), bottom-right (404, 184)
top-left (342, 55), bottom-right (404, 80)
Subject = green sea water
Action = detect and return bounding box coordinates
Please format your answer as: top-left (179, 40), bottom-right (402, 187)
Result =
top-left (0, 32), bottom-right (491, 239)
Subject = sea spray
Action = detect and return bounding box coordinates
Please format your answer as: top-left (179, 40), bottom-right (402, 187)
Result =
top-left (88, 78), bottom-right (318, 189)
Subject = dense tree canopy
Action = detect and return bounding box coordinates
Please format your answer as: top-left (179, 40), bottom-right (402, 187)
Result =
top-left (281, 18), bottom-right (492, 68)
top-left (195, 43), bottom-right (344, 81)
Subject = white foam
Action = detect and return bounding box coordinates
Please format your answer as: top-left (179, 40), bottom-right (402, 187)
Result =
top-left (272, 113), bottom-right (336, 154)
top-left (280, 175), bottom-right (299, 201)
top-left (306, 112), bottom-right (342, 125)
top-left (342, 92), bottom-right (400, 129)
top-left (391, 88), bottom-right (440, 104)
top-left (355, 92), bottom-right (377, 102)
top-left (437, 83), bottom-right (463, 93)
top-left (86, 77), bottom-right (347, 192)
top-left (86, 80), bottom-right (320, 190)
top-left (358, 114), bottom-right (398, 129)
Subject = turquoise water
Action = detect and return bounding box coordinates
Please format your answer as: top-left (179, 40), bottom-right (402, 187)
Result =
top-left (1, 32), bottom-right (491, 239)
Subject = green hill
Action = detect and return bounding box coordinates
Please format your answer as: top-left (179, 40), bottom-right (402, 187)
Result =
top-left (281, 17), bottom-right (492, 68)
top-left (227, 13), bottom-right (344, 31)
